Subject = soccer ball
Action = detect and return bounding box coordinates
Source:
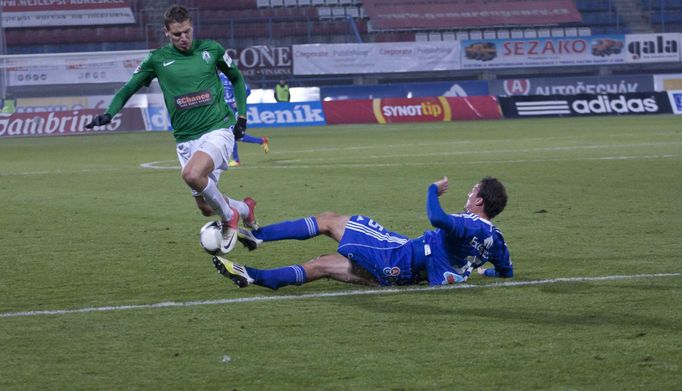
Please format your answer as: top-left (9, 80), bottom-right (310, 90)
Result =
top-left (199, 221), bottom-right (223, 255)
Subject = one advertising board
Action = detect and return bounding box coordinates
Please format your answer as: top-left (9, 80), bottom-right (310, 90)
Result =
top-left (667, 91), bottom-right (682, 115)
top-left (624, 33), bottom-right (681, 64)
top-left (498, 92), bottom-right (672, 118)
top-left (2, 0), bottom-right (135, 28)
top-left (362, 0), bottom-right (580, 30)
top-left (320, 80), bottom-right (489, 100)
top-left (4, 50), bottom-right (147, 87)
top-left (0, 108), bottom-right (146, 138)
top-left (489, 75), bottom-right (655, 96)
top-left (246, 102), bottom-right (326, 128)
top-left (225, 46), bottom-right (292, 77)
top-left (293, 42), bottom-right (460, 75)
top-left (461, 35), bottom-right (627, 69)
top-left (323, 96), bottom-right (501, 125)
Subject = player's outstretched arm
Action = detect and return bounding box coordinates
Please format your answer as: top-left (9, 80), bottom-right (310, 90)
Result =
top-left (433, 176), bottom-right (449, 196)
top-left (426, 178), bottom-right (455, 231)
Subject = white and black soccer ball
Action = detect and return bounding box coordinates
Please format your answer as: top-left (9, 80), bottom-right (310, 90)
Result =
top-left (199, 221), bottom-right (223, 255)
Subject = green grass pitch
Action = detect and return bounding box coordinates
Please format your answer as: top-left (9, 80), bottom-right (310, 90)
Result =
top-left (1, 115), bottom-right (681, 389)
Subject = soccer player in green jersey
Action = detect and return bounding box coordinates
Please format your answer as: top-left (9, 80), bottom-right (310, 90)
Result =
top-left (86, 5), bottom-right (257, 254)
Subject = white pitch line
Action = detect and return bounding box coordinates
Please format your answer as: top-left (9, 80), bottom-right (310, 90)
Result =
top-left (1, 273), bottom-right (679, 319)
top-left (138, 153), bottom-right (679, 171)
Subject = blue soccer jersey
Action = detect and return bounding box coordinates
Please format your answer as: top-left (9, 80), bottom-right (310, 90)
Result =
top-left (337, 215), bottom-right (418, 286)
top-left (421, 184), bottom-right (513, 283)
top-left (219, 73), bottom-right (250, 113)
top-left (336, 184), bottom-right (513, 287)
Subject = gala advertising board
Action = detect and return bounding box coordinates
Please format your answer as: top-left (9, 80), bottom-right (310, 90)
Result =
top-left (323, 96), bottom-right (501, 125)
top-left (625, 33), bottom-right (681, 64)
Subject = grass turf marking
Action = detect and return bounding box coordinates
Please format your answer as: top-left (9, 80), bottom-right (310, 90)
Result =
top-left (1, 273), bottom-right (679, 319)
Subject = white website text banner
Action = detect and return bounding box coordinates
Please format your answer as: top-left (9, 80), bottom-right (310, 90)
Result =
top-left (2, 50), bottom-right (148, 87)
top-left (1, 0), bottom-right (135, 28)
top-left (293, 42), bottom-right (461, 75)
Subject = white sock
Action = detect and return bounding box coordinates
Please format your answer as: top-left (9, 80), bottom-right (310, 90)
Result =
top-left (225, 197), bottom-right (248, 218)
top-left (200, 179), bottom-right (234, 221)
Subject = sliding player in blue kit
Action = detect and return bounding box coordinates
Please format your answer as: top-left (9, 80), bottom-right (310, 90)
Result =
top-left (219, 73), bottom-right (269, 166)
top-left (212, 176), bottom-right (513, 289)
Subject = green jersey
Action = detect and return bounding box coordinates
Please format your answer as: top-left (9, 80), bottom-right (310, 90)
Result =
top-left (105, 39), bottom-right (247, 142)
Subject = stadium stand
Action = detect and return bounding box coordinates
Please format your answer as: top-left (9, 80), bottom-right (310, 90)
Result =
top-left (5, 0), bottom-right (668, 54)
top-left (642, 0), bottom-right (682, 32)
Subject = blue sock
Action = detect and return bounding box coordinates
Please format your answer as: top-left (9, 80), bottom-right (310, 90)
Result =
top-left (246, 265), bottom-right (306, 290)
top-left (240, 134), bottom-right (263, 144)
top-left (252, 217), bottom-right (319, 241)
top-left (232, 142), bottom-right (240, 162)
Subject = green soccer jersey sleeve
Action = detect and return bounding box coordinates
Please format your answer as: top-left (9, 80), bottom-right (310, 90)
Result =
top-left (106, 39), bottom-right (244, 142)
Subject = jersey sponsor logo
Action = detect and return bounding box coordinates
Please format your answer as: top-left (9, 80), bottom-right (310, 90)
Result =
top-left (383, 267), bottom-right (401, 277)
top-left (470, 236), bottom-right (492, 259)
top-left (163, 60), bottom-right (175, 67)
top-left (174, 90), bottom-right (213, 110)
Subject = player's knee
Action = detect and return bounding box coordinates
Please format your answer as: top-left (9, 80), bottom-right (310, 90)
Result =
top-left (315, 211), bottom-right (343, 223)
top-left (315, 211), bottom-right (340, 231)
top-left (181, 167), bottom-right (201, 187)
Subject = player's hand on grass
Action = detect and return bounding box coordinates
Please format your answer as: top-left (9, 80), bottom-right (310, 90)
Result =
top-left (433, 176), bottom-right (449, 196)
top-left (233, 116), bottom-right (247, 140)
top-left (85, 114), bottom-right (112, 129)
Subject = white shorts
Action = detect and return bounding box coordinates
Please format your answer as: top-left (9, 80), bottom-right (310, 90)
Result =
top-left (176, 128), bottom-right (235, 196)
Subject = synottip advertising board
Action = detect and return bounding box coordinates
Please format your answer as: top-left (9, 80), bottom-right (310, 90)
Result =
top-left (323, 96), bottom-right (502, 125)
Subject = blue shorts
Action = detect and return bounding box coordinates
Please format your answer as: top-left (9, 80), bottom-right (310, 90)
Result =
top-left (337, 215), bottom-right (416, 286)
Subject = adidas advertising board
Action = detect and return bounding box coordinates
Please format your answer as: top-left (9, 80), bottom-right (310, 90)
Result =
top-left (499, 92), bottom-right (673, 118)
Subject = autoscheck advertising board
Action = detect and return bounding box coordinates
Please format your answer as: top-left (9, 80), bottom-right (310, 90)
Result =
top-left (498, 92), bottom-right (673, 118)
top-left (489, 75), bottom-right (655, 97)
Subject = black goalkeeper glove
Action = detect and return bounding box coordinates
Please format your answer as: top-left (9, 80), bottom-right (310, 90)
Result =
top-left (233, 116), bottom-right (247, 140)
top-left (85, 113), bottom-right (112, 129)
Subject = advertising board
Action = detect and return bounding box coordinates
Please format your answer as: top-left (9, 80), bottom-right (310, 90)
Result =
top-left (498, 92), bottom-right (673, 117)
